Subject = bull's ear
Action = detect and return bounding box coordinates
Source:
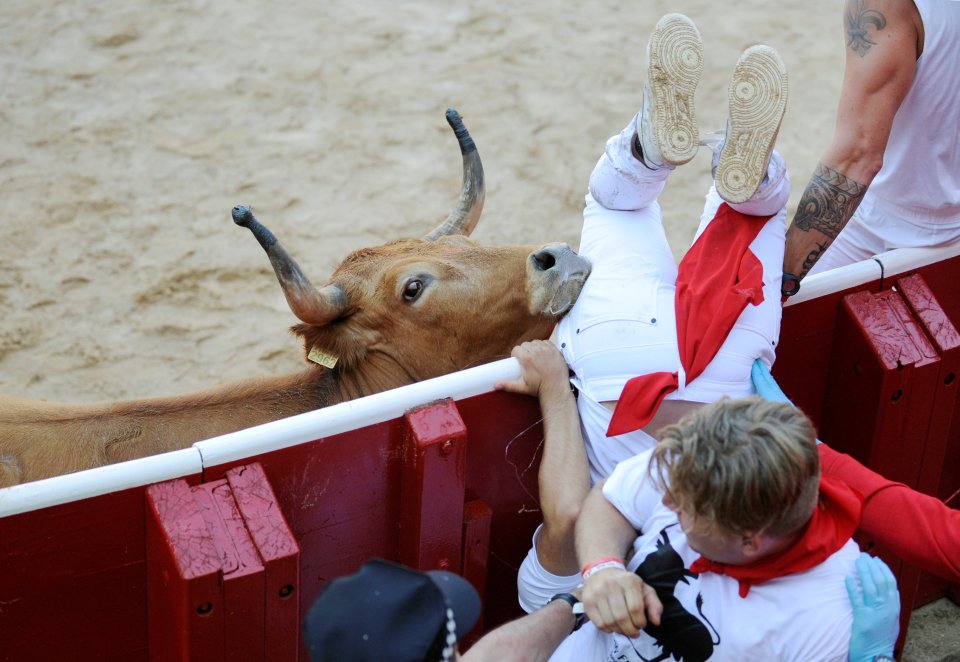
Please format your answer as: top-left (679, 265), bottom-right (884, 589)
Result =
top-left (233, 205), bottom-right (350, 325)
top-left (292, 321), bottom-right (369, 371)
top-left (424, 109), bottom-right (485, 241)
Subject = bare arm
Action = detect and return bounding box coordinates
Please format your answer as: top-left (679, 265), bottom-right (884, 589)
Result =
top-left (496, 340), bottom-right (590, 576)
top-left (783, 0), bottom-right (921, 280)
top-left (576, 482), bottom-right (662, 637)
top-left (461, 594), bottom-right (579, 662)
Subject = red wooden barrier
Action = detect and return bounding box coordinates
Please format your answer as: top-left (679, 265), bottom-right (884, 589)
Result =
top-left (197, 392), bottom-right (544, 658)
top-left (896, 275), bottom-right (960, 608)
top-left (816, 274), bottom-right (959, 654)
top-left (227, 465), bottom-right (301, 661)
top-left (146, 478), bottom-right (227, 661)
top-left (146, 463), bottom-right (299, 661)
top-left (398, 400), bottom-right (468, 572)
top-left (2, 253), bottom-right (958, 662)
top-left (0, 483), bottom-right (195, 661)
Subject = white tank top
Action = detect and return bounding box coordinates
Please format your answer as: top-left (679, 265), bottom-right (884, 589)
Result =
top-left (866, 0), bottom-right (960, 224)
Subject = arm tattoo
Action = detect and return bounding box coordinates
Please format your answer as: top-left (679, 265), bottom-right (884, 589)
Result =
top-left (802, 241), bottom-right (830, 277)
top-left (793, 163), bottom-right (867, 240)
top-left (845, 0), bottom-right (887, 57)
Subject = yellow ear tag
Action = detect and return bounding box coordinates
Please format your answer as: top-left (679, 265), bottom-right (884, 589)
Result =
top-left (307, 347), bottom-right (339, 369)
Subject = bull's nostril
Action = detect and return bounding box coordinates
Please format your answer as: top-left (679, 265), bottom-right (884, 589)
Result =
top-left (533, 249), bottom-right (557, 271)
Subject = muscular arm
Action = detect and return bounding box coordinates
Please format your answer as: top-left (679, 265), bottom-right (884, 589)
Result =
top-left (783, 0), bottom-right (921, 280)
top-left (496, 341), bottom-right (590, 576)
top-left (576, 482), bottom-right (662, 637)
top-left (461, 595), bottom-right (578, 662)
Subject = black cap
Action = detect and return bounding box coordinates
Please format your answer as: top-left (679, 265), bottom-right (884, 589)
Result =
top-left (303, 558), bottom-right (482, 662)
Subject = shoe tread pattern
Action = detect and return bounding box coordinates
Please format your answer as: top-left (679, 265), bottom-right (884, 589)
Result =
top-left (647, 13), bottom-right (703, 166)
top-left (716, 45), bottom-right (789, 204)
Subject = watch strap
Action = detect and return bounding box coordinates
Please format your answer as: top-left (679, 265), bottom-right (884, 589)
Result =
top-left (781, 272), bottom-right (801, 297)
top-left (549, 592), bottom-right (586, 632)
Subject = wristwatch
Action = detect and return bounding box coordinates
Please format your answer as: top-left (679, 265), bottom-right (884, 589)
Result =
top-left (549, 592), bottom-right (586, 632)
top-left (781, 272), bottom-right (802, 297)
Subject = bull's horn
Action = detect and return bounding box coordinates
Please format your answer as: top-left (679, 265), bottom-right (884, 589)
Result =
top-left (232, 205), bottom-right (348, 325)
top-left (424, 108), bottom-right (486, 240)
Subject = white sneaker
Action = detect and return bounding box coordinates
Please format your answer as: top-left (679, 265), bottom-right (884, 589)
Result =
top-left (714, 45), bottom-right (789, 203)
top-left (636, 13), bottom-right (703, 168)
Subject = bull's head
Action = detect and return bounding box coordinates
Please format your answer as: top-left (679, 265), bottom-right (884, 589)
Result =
top-left (234, 109), bottom-right (589, 389)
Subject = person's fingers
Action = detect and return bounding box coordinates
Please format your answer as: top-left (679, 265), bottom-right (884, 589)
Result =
top-left (865, 554), bottom-right (899, 605)
top-left (493, 378), bottom-right (525, 392)
top-left (623, 580), bottom-right (648, 632)
top-left (856, 554), bottom-right (881, 606)
top-left (874, 557), bottom-right (899, 606)
top-left (751, 359), bottom-right (792, 404)
top-left (641, 582), bottom-right (663, 627)
top-left (611, 587), bottom-right (643, 638)
top-left (583, 572), bottom-right (646, 637)
top-left (845, 574), bottom-right (863, 609)
top-left (591, 596), bottom-right (619, 634)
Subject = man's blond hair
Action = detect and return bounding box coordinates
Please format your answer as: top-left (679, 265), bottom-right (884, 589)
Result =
top-left (650, 396), bottom-right (820, 539)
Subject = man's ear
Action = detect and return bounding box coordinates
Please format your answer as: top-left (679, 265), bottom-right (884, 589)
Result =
top-left (740, 532), bottom-right (762, 557)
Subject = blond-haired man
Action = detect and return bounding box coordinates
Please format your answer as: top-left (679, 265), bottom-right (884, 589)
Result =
top-left (549, 398), bottom-right (862, 661)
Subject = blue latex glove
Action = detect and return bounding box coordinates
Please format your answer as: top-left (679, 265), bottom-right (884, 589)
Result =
top-left (846, 553), bottom-right (900, 662)
top-left (751, 359), bottom-right (794, 405)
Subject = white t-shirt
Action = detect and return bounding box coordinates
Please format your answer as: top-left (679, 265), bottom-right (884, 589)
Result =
top-left (548, 451), bottom-right (858, 662)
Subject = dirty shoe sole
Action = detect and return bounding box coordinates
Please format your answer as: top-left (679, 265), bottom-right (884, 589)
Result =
top-left (715, 45), bottom-right (788, 204)
top-left (645, 13), bottom-right (702, 166)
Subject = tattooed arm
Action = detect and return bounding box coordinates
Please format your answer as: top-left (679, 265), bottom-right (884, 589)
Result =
top-left (783, 0), bottom-right (922, 281)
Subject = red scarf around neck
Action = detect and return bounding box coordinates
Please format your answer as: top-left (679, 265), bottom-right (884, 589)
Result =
top-left (689, 473), bottom-right (864, 598)
top-left (607, 203), bottom-right (772, 437)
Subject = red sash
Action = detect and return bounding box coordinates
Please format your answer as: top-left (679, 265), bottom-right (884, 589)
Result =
top-left (689, 475), bottom-right (864, 597)
top-left (607, 203), bottom-right (772, 436)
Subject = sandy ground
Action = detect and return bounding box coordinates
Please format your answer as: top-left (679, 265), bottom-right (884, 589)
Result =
top-left (0, 0), bottom-right (846, 402)
top-left (3, 2), bottom-right (959, 652)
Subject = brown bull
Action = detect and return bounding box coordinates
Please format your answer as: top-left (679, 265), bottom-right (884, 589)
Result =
top-left (0, 110), bottom-right (590, 487)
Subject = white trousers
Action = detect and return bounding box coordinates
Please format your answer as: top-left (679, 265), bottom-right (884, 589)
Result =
top-left (518, 115), bottom-right (790, 612)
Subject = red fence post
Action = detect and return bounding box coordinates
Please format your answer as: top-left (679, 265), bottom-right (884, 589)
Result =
top-left (821, 289), bottom-right (940, 487)
top-left (146, 463), bottom-right (298, 661)
top-left (398, 399), bottom-right (468, 573)
top-left (819, 283), bottom-right (947, 655)
top-left (226, 463), bottom-right (301, 661)
top-left (896, 275), bottom-right (960, 607)
top-left (146, 479), bottom-right (226, 661)
top-left (461, 498), bottom-right (493, 645)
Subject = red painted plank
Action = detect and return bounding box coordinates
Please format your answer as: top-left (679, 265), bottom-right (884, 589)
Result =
top-left (146, 478), bottom-right (225, 661)
top-left (226, 463), bottom-right (301, 662)
top-left (895, 275), bottom-right (960, 607)
top-left (398, 399), bottom-right (468, 572)
top-left (461, 498), bottom-right (493, 647)
top-left (192, 480), bottom-right (266, 662)
top-left (821, 290), bottom-right (940, 487)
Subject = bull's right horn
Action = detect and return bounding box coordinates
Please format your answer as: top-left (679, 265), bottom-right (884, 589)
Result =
top-left (424, 108), bottom-right (486, 241)
top-left (232, 205), bottom-right (348, 325)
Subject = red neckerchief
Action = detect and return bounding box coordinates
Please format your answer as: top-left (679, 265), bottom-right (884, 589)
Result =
top-left (606, 203), bottom-right (772, 437)
top-left (689, 474), bottom-right (864, 597)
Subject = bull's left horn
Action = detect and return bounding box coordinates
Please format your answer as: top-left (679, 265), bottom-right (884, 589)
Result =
top-left (424, 108), bottom-right (486, 240)
top-left (232, 205), bottom-right (348, 325)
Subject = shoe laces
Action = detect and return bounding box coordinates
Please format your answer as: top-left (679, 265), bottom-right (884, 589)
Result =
top-left (699, 127), bottom-right (726, 175)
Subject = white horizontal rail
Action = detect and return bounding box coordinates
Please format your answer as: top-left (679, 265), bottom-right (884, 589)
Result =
top-left (877, 243), bottom-right (960, 279)
top-left (785, 243), bottom-right (960, 307)
top-left (0, 448), bottom-right (202, 518)
top-left (195, 357), bottom-right (521, 466)
top-left (0, 358), bottom-right (521, 517)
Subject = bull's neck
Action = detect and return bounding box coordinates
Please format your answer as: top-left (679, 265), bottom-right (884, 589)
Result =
top-left (333, 350), bottom-right (420, 402)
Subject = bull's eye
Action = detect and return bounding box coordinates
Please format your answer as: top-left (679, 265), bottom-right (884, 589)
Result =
top-left (402, 279), bottom-right (424, 302)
